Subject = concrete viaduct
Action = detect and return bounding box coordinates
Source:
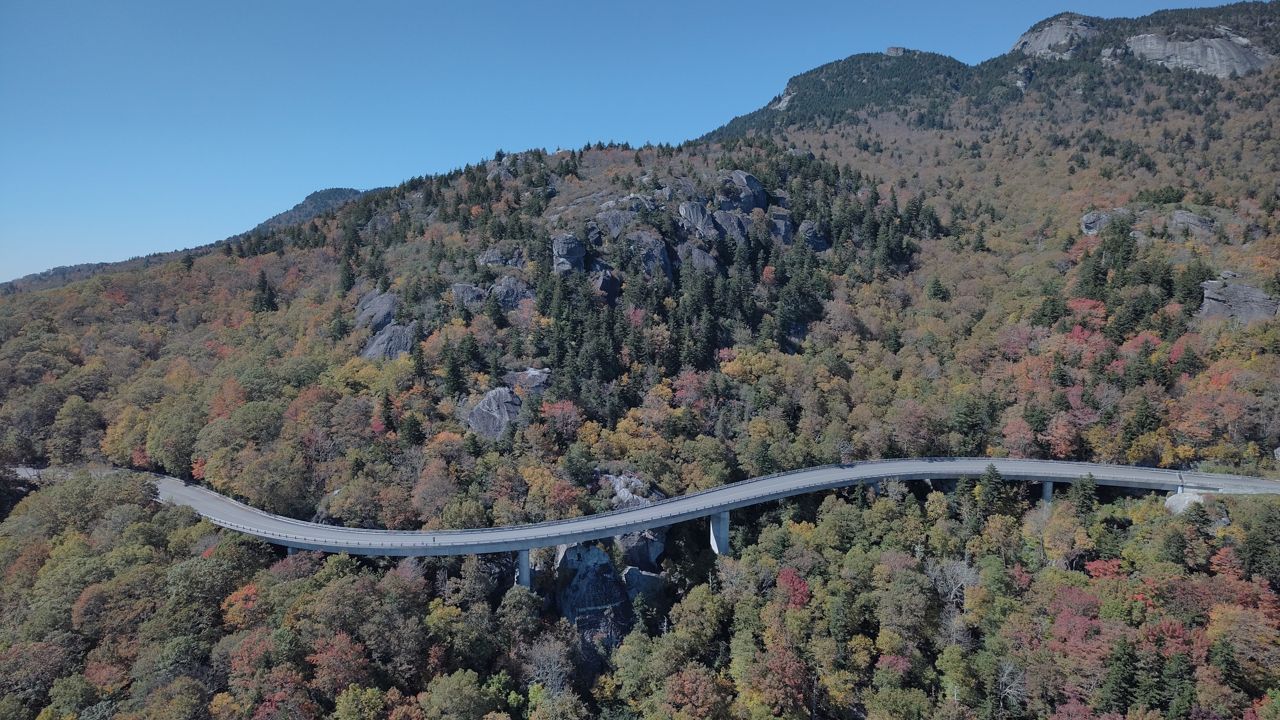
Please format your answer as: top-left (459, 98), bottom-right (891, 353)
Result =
top-left (152, 457), bottom-right (1278, 587)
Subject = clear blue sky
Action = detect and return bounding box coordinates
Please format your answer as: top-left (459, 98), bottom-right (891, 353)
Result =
top-left (0, 0), bottom-right (1210, 281)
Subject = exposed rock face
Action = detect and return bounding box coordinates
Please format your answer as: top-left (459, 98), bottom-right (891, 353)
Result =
top-left (552, 233), bottom-right (586, 274)
top-left (625, 229), bottom-right (673, 282)
top-left (354, 290), bottom-right (397, 332)
top-left (1012, 15), bottom-right (1099, 59)
top-left (555, 544), bottom-right (633, 651)
top-left (504, 367), bottom-right (551, 392)
top-left (489, 275), bottom-right (532, 311)
top-left (594, 210), bottom-right (637, 241)
top-left (714, 210), bottom-right (750, 246)
top-left (797, 220), bottom-right (829, 251)
top-left (716, 171), bottom-right (768, 213)
top-left (466, 387), bottom-right (522, 439)
top-left (621, 566), bottom-right (667, 604)
top-left (592, 269), bottom-right (621, 299)
top-left (1199, 275), bottom-right (1280, 324)
top-left (361, 321), bottom-right (419, 360)
top-left (1126, 31), bottom-right (1276, 78)
top-left (478, 247), bottom-right (524, 267)
top-left (1080, 208), bottom-right (1132, 236)
top-left (449, 283), bottom-right (487, 309)
top-left (601, 194), bottom-right (654, 213)
top-left (606, 474), bottom-right (667, 572)
top-left (769, 207), bottom-right (794, 244)
top-left (1169, 209), bottom-right (1215, 241)
top-left (678, 202), bottom-right (719, 240)
top-left (677, 244), bottom-right (719, 273)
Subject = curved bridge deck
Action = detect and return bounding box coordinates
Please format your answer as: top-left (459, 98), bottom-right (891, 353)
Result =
top-left (154, 458), bottom-right (1276, 557)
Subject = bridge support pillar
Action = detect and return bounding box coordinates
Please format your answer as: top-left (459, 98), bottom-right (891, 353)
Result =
top-left (515, 549), bottom-right (531, 587)
top-left (1041, 481), bottom-right (1054, 505)
top-left (710, 511), bottom-right (730, 556)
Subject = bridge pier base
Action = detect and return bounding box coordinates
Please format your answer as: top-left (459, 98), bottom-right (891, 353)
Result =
top-left (515, 549), bottom-right (531, 587)
top-left (710, 511), bottom-right (730, 556)
top-left (1041, 481), bottom-right (1054, 505)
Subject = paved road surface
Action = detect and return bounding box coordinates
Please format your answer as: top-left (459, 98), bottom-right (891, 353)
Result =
top-left (146, 458), bottom-right (1278, 556)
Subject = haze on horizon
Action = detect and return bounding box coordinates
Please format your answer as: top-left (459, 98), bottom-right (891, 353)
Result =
top-left (0, 0), bottom-right (1209, 281)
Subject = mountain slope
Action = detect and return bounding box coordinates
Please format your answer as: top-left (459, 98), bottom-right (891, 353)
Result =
top-left (2, 4), bottom-right (1280, 717)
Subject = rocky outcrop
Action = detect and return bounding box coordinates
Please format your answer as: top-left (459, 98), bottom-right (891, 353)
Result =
top-left (361, 321), bottom-right (419, 360)
top-left (678, 202), bottom-right (719, 240)
top-left (1080, 208), bottom-right (1132, 236)
top-left (714, 210), bottom-right (751, 246)
top-left (592, 268), bottom-right (621, 299)
top-left (1012, 15), bottom-right (1099, 60)
top-left (504, 367), bottom-right (551, 392)
top-left (621, 566), bottom-right (667, 604)
top-left (606, 474), bottom-right (667, 572)
top-left (1126, 31), bottom-right (1275, 78)
top-left (489, 275), bottom-right (532, 311)
top-left (797, 220), bottom-right (829, 251)
top-left (716, 171), bottom-right (768, 213)
top-left (677, 244), bottom-right (719, 273)
top-left (466, 387), bottom-right (522, 439)
top-left (625, 229), bottom-right (673, 282)
top-left (552, 233), bottom-right (586, 275)
top-left (769, 207), bottom-right (794, 244)
top-left (449, 283), bottom-right (487, 309)
top-left (1169, 210), bottom-right (1215, 241)
top-left (1199, 274), bottom-right (1280, 324)
top-left (594, 210), bottom-right (636, 241)
top-left (478, 247), bottom-right (524, 267)
top-left (354, 290), bottom-right (397, 333)
top-left (555, 544), bottom-right (633, 651)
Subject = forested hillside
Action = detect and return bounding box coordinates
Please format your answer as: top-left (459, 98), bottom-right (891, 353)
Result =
top-left (2, 2), bottom-right (1280, 718)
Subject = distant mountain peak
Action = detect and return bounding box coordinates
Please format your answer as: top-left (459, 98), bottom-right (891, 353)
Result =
top-left (249, 187), bottom-right (364, 234)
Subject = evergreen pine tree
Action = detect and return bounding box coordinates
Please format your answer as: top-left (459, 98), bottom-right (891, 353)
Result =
top-left (251, 270), bottom-right (278, 312)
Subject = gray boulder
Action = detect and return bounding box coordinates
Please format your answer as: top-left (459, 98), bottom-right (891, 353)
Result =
top-left (1199, 276), bottom-right (1280, 324)
top-left (1169, 210), bottom-right (1215, 240)
top-left (552, 233), bottom-right (586, 274)
top-left (770, 207), bottom-right (794, 244)
top-left (1012, 15), bottom-right (1099, 60)
top-left (594, 210), bottom-right (637, 241)
top-left (716, 171), bottom-right (768, 213)
top-left (677, 244), bottom-right (719, 273)
top-left (678, 202), bottom-right (719, 240)
top-left (449, 283), bottom-right (487, 309)
top-left (714, 210), bottom-right (751, 246)
top-left (555, 543), bottom-right (633, 651)
top-left (625, 229), bottom-right (673, 282)
top-left (504, 367), bottom-right (552, 392)
top-left (361, 321), bottom-right (419, 360)
top-left (355, 290), bottom-right (398, 333)
top-left (797, 220), bottom-right (829, 251)
top-left (1080, 208), bottom-right (1132, 236)
top-left (489, 275), bottom-right (532, 311)
top-left (1126, 31), bottom-right (1276, 79)
top-left (606, 474), bottom-right (667, 572)
top-left (466, 387), bottom-right (522, 439)
top-left (621, 566), bottom-right (667, 604)
top-left (592, 269), bottom-right (621, 299)
top-left (478, 247), bottom-right (525, 267)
